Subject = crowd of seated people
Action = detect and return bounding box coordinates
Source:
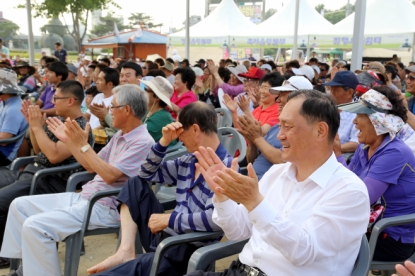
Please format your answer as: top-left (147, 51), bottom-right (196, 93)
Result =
top-left (1, 52), bottom-right (415, 276)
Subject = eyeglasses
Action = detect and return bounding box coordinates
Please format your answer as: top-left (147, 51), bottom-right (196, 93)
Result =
top-left (53, 96), bottom-right (77, 102)
top-left (109, 105), bottom-right (127, 112)
top-left (319, 68), bottom-right (327, 72)
top-left (142, 67), bottom-right (147, 69)
top-left (407, 75), bottom-right (415, 82)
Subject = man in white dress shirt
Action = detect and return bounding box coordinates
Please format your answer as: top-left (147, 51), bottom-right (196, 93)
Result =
top-left (190, 90), bottom-right (370, 276)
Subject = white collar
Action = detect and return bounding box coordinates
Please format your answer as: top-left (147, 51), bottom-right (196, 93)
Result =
top-left (284, 153), bottom-right (338, 189)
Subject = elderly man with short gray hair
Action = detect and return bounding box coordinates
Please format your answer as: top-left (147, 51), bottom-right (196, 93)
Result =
top-left (0, 84), bottom-right (154, 276)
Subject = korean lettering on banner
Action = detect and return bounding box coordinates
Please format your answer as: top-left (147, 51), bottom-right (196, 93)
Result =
top-left (180, 38), bottom-right (212, 45)
top-left (333, 36), bottom-right (381, 46)
top-left (363, 36), bottom-right (382, 45)
top-left (247, 38), bottom-right (286, 45)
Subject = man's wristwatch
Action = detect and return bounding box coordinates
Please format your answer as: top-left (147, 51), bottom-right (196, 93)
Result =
top-left (80, 144), bottom-right (91, 153)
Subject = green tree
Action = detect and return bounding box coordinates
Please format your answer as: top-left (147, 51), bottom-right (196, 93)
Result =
top-left (264, 8), bottom-right (277, 20)
top-left (315, 3), bottom-right (355, 24)
top-left (89, 13), bottom-right (129, 38)
top-left (19, 0), bottom-right (118, 51)
top-left (128, 13), bottom-right (163, 30)
top-left (0, 21), bottom-right (20, 44)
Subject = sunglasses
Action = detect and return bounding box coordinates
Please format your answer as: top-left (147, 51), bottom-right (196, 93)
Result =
top-left (319, 68), bottom-right (327, 72)
top-left (407, 75), bottom-right (415, 82)
top-left (142, 67), bottom-right (147, 69)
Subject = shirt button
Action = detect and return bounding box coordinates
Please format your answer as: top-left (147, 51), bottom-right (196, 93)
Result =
top-left (219, 208), bottom-right (223, 211)
top-left (254, 259), bottom-right (258, 264)
top-left (296, 188), bottom-right (300, 192)
top-left (252, 220), bottom-right (257, 224)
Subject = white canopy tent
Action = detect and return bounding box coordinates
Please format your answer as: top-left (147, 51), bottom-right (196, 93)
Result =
top-left (331, 0), bottom-right (415, 35)
top-left (168, 0), bottom-right (258, 61)
top-left (254, 0), bottom-right (333, 37)
top-left (316, 0), bottom-right (415, 61)
top-left (229, 0), bottom-right (334, 58)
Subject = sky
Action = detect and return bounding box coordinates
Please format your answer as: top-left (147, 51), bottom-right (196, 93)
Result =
top-left (2, 0), bottom-right (355, 36)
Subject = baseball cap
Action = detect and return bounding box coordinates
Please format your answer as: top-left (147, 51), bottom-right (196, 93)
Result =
top-left (311, 65), bottom-right (320, 75)
top-left (228, 65), bottom-right (248, 83)
top-left (191, 66), bottom-right (204, 77)
top-left (355, 70), bottom-right (383, 94)
top-left (84, 56), bottom-right (92, 62)
top-left (405, 65), bottom-right (415, 74)
top-left (367, 62), bottom-right (385, 74)
top-left (260, 64), bottom-right (272, 71)
top-left (195, 59), bottom-right (206, 64)
top-left (323, 71), bottom-right (359, 89)
top-left (140, 76), bottom-right (173, 109)
top-left (291, 65), bottom-right (315, 81)
top-left (238, 66), bottom-right (264, 80)
top-left (67, 64), bottom-right (78, 76)
top-left (160, 62), bottom-right (174, 72)
top-left (269, 76), bottom-right (313, 93)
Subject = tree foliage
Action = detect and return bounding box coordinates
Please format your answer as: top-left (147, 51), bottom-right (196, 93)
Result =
top-left (0, 21), bottom-right (20, 44)
top-left (89, 13), bottom-right (129, 38)
top-left (265, 8), bottom-right (277, 20)
top-left (128, 13), bottom-right (163, 30)
top-left (19, 0), bottom-right (118, 51)
top-left (315, 3), bottom-right (355, 24)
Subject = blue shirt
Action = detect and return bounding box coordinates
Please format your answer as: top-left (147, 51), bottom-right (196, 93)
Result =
top-left (348, 136), bottom-right (415, 243)
top-left (139, 142), bottom-right (232, 236)
top-left (253, 124), bottom-right (282, 180)
top-left (0, 46), bottom-right (10, 58)
top-left (0, 96), bottom-right (28, 161)
top-left (54, 48), bottom-right (67, 63)
top-left (338, 111), bottom-right (359, 144)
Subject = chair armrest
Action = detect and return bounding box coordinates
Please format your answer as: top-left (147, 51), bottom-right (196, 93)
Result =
top-left (78, 187), bottom-right (122, 239)
top-left (368, 214), bottom-right (415, 262)
top-left (187, 239), bottom-right (248, 273)
top-left (29, 162), bottom-right (82, 195)
top-left (10, 156), bottom-right (36, 171)
top-left (0, 130), bottom-right (27, 144)
top-left (149, 231), bottom-right (224, 276)
top-left (66, 172), bottom-right (96, 192)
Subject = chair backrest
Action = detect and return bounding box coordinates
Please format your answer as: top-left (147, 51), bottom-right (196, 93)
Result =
top-left (216, 108), bottom-right (232, 128)
top-left (217, 127), bottom-right (247, 163)
top-left (351, 235), bottom-right (370, 276)
top-left (217, 88), bottom-right (228, 110)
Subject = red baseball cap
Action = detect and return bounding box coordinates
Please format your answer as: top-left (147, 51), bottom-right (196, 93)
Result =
top-left (238, 67), bottom-right (264, 80)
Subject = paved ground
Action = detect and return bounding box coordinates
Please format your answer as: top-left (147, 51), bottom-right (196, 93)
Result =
top-left (0, 234), bottom-right (237, 275)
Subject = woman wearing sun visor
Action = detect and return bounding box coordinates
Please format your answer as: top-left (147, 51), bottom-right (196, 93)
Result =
top-left (333, 85), bottom-right (415, 264)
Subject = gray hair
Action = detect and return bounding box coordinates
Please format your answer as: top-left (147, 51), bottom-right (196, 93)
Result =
top-left (113, 84), bottom-right (148, 119)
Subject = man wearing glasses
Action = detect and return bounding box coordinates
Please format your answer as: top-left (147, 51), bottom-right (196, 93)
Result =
top-left (1, 84), bottom-right (154, 276)
top-left (0, 80), bottom-right (93, 269)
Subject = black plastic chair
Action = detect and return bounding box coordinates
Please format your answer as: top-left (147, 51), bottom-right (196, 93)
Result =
top-left (186, 235), bottom-right (370, 276)
top-left (63, 171), bottom-right (126, 276)
top-left (368, 214), bottom-right (415, 274)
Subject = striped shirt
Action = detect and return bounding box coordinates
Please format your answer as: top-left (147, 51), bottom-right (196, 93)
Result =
top-left (81, 124), bottom-right (154, 210)
top-left (139, 142), bottom-right (232, 234)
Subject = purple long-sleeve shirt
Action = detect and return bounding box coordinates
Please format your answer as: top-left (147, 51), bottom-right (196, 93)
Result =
top-left (213, 83), bottom-right (244, 97)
